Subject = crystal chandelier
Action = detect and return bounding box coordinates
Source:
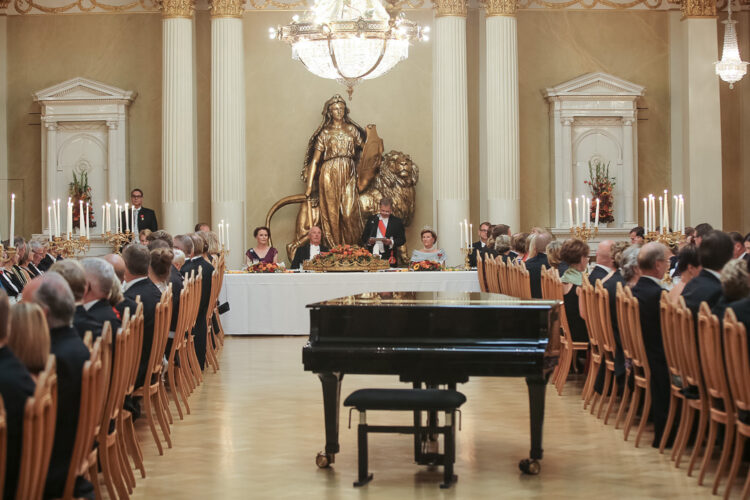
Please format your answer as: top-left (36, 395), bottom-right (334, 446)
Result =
top-left (270, 0), bottom-right (428, 99)
top-left (715, 0), bottom-right (748, 89)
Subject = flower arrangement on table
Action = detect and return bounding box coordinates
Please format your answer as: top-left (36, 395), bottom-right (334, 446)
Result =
top-left (248, 262), bottom-right (281, 273)
top-left (69, 169), bottom-right (96, 229)
top-left (302, 244), bottom-right (389, 272)
top-left (584, 159), bottom-right (615, 224)
top-left (411, 260), bottom-right (442, 271)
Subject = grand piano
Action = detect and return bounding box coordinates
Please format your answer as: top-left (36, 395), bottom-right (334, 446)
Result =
top-left (302, 291), bottom-right (562, 474)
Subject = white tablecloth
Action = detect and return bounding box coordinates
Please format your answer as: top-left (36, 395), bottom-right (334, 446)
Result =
top-left (219, 270), bottom-right (480, 335)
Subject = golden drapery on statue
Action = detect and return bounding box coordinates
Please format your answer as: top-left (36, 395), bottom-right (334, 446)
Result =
top-left (266, 95), bottom-right (419, 263)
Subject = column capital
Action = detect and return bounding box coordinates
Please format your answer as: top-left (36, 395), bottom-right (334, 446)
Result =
top-left (210, 0), bottom-right (245, 18)
top-left (623, 118), bottom-right (635, 126)
top-left (106, 120), bottom-right (119, 130)
top-left (482, 0), bottom-right (516, 17)
top-left (161, 0), bottom-right (195, 19)
top-left (44, 119), bottom-right (58, 131)
top-left (681, 0), bottom-right (716, 18)
top-left (432, 0), bottom-right (467, 17)
top-left (561, 117), bottom-right (574, 126)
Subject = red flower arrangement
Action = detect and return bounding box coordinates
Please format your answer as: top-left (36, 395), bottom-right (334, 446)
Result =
top-left (411, 260), bottom-right (441, 271)
top-left (68, 170), bottom-right (96, 228)
top-left (248, 262), bottom-right (280, 273)
top-left (583, 160), bottom-right (615, 224)
top-left (316, 244), bottom-right (374, 264)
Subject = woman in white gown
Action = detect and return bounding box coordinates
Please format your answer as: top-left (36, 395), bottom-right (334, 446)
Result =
top-left (410, 227), bottom-right (447, 264)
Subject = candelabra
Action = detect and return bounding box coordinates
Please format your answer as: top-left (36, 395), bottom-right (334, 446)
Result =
top-left (644, 230), bottom-right (685, 247)
top-left (103, 231), bottom-right (134, 253)
top-left (461, 247), bottom-right (472, 271)
top-left (51, 234), bottom-right (89, 257)
top-left (570, 225), bottom-right (599, 242)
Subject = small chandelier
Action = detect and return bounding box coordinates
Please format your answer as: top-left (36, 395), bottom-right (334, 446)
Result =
top-left (270, 0), bottom-right (428, 99)
top-left (715, 0), bottom-right (748, 89)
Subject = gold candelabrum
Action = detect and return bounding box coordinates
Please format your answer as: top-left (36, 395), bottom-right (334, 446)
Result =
top-left (644, 230), bottom-right (686, 247)
top-left (461, 247), bottom-right (472, 271)
top-left (103, 231), bottom-right (134, 254)
top-left (570, 225), bottom-right (599, 242)
top-left (50, 234), bottom-right (90, 258)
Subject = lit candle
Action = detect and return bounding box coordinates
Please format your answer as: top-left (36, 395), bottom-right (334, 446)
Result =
top-left (48, 206), bottom-right (53, 242)
top-left (115, 201), bottom-right (119, 233)
top-left (56, 199), bottom-right (61, 237)
top-left (124, 203), bottom-right (130, 232)
top-left (658, 196), bottom-right (663, 232)
top-left (663, 197), bottom-right (669, 233)
top-left (131, 205), bottom-right (135, 234)
top-left (79, 199), bottom-right (84, 236)
top-left (679, 195), bottom-right (685, 234)
top-left (85, 202), bottom-right (90, 239)
top-left (568, 199), bottom-right (573, 229)
top-left (586, 197), bottom-right (591, 228)
top-left (101, 205), bottom-right (105, 234)
top-left (9, 193), bottom-right (15, 248)
top-left (218, 223), bottom-right (224, 246)
top-left (595, 198), bottom-right (600, 227)
top-left (575, 197), bottom-right (580, 227)
top-left (225, 223), bottom-right (230, 253)
top-left (464, 219), bottom-right (469, 249)
top-left (67, 198), bottom-right (72, 240)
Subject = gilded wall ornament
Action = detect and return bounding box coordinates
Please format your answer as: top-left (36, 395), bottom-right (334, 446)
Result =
top-left (432, 0), bottom-right (467, 17)
top-left (210, 0), bottom-right (244, 17)
top-left (482, 0), bottom-right (517, 15)
top-left (13, 0), bottom-right (157, 14)
top-left (681, 0), bottom-right (716, 16)
top-left (517, 0), bottom-right (663, 8)
top-left (161, 0), bottom-right (194, 18)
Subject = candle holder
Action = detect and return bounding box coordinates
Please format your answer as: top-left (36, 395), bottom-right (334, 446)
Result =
top-left (103, 231), bottom-right (134, 254)
top-left (461, 247), bottom-right (472, 271)
top-left (570, 225), bottom-right (599, 242)
top-left (644, 230), bottom-right (686, 247)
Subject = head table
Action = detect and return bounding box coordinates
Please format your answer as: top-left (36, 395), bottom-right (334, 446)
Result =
top-left (218, 270), bottom-right (480, 335)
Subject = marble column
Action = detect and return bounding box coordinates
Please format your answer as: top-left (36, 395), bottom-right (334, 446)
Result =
top-left (433, 0), bottom-right (469, 267)
top-left (162, 0), bottom-right (197, 234)
top-left (484, 0), bottom-right (519, 231)
top-left (45, 120), bottom-right (58, 218)
top-left (622, 118), bottom-right (636, 226)
top-left (0, 8), bottom-right (7, 235)
top-left (210, 0), bottom-right (246, 269)
top-left (560, 117), bottom-right (573, 227)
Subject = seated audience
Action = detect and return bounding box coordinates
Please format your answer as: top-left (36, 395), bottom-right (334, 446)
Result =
top-left (0, 290), bottom-right (35, 500)
top-left (410, 227), bottom-right (446, 264)
top-left (525, 231), bottom-right (552, 298)
top-left (190, 233), bottom-right (215, 370)
top-left (1, 243), bottom-right (24, 295)
top-left (173, 249), bottom-right (186, 270)
top-left (203, 230), bottom-right (222, 260)
top-left (545, 240), bottom-right (564, 273)
top-left (693, 222), bottom-right (714, 246)
top-left (149, 236), bottom-right (183, 334)
top-left (195, 222), bottom-right (211, 232)
top-left (559, 239), bottom-right (590, 343)
top-left (729, 231), bottom-right (745, 261)
top-left (22, 273), bottom-right (92, 499)
top-left (78, 258), bottom-right (122, 340)
top-left (712, 259), bottom-right (750, 318)
top-left (175, 234), bottom-right (196, 277)
top-left (292, 225), bottom-right (329, 269)
top-left (27, 239), bottom-right (45, 277)
top-left (103, 253), bottom-right (126, 283)
top-left (743, 232), bottom-right (750, 263)
top-left (681, 230), bottom-right (733, 318)
top-left (494, 235), bottom-right (512, 262)
top-left (246, 226), bottom-right (278, 267)
top-left (37, 242), bottom-right (57, 272)
top-left (50, 260), bottom-right (88, 336)
top-left (486, 224), bottom-right (511, 259)
top-left (620, 245), bottom-right (642, 287)
top-left (632, 242), bottom-right (672, 447)
top-left (8, 302), bottom-right (50, 380)
top-left (139, 228), bottom-right (152, 245)
top-left (629, 226), bottom-right (645, 245)
top-left (667, 244), bottom-right (700, 302)
top-left (149, 247), bottom-right (174, 292)
top-left (12, 238), bottom-right (32, 285)
top-left (589, 240), bottom-right (615, 285)
top-left (122, 244), bottom-right (163, 388)
top-left (511, 233), bottom-right (528, 261)
top-left (469, 221), bottom-right (491, 267)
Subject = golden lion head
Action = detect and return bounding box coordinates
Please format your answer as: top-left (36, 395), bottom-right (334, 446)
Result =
top-left (382, 151), bottom-right (419, 187)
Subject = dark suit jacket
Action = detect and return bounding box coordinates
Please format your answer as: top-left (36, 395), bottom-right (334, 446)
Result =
top-left (727, 297), bottom-right (750, 357)
top-left (38, 254), bottom-right (55, 272)
top-left (525, 252), bottom-right (549, 299)
top-left (0, 346), bottom-right (35, 500)
top-left (78, 300), bottom-right (122, 341)
top-left (360, 215), bottom-right (406, 265)
top-left (45, 325), bottom-right (90, 499)
top-left (0, 270), bottom-right (20, 298)
top-left (169, 265), bottom-right (184, 331)
top-left (73, 305), bottom-right (89, 337)
top-left (180, 257), bottom-right (197, 280)
top-left (122, 206), bottom-right (158, 233)
top-left (588, 265), bottom-right (610, 286)
top-left (469, 241), bottom-right (486, 268)
top-left (123, 278), bottom-right (163, 388)
top-left (602, 271), bottom-right (626, 376)
top-left (115, 296), bottom-right (138, 322)
top-left (194, 258), bottom-right (215, 319)
top-left (291, 243), bottom-right (330, 269)
top-left (681, 269), bottom-right (723, 319)
top-left (26, 263), bottom-right (41, 278)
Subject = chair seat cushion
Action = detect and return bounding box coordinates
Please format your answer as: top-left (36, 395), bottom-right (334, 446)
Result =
top-left (344, 388), bottom-right (466, 412)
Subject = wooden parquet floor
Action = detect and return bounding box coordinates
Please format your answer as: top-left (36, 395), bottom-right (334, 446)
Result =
top-left (129, 337), bottom-right (738, 499)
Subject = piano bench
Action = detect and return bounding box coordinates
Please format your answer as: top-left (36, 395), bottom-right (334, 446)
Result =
top-left (343, 388), bottom-right (466, 489)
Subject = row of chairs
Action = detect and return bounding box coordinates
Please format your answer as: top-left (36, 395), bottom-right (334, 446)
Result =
top-left (0, 252), bottom-right (228, 499)
top-left (476, 254), bottom-right (532, 299)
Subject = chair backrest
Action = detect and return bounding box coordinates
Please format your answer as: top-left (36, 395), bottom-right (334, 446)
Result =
top-left (615, 283), bottom-right (635, 364)
top-left (723, 308), bottom-right (750, 414)
top-left (580, 277), bottom-right (600, 352)
top-left (148, 286), bottom-right (173, 384)
top-left (595, 281), bottom-right (617, 357)
top-left (170, 273), bottom-right (193, 364)
top-left (485, 257), bottom-right (499, 294)
top-left (476, 253), bottom-right (488, 293)
top-left (16, 355), bottom-right (58, 500)
top-left (124, 301), bottom-right (145, 397)
top-left (207, 270), bottom-right (221, 327)
top-left (99, 310), bottom-right (131, 447)
top-left (659, 292), bottom-right (684, 388)
top-left (675, 298), bottom-right (704, 396)
top-left (191, 266), bottom-right (204, 328)
top-left (0, 394), bottom-right (5, 497)
top-left (518, 261), bottom-right (532, 300)
top-left (548, 269), bottom-right (574, 344)
top-left (495, 258), bottom-right (506, 295)
top-left (625, 290), bottom-right (651, 380)
top-left (698, 303), bottom-right (734, 416)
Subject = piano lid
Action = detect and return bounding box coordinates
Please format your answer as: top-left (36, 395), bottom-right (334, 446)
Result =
top-left (308, 291), bottom-right (561, 309)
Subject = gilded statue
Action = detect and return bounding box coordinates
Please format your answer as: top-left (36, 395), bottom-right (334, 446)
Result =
top-left (265, 95), bottom-right (419, 263)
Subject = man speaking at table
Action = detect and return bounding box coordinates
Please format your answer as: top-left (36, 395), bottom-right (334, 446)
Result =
top-left (292, 225), bottom-right (330, 269)
top-left (361, 197), bottom-right (405, 267)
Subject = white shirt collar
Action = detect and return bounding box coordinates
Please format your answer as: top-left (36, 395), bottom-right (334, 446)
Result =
top-left (123, 276), bottom-right (148, 292)
top-left (706, 268), bottom-right (722, 281)
top-left (83, 299), bottom-right (100, 311)
top-left (644, 275), bottom-right (665, 288)
top-left (192, 256), bottom-right (202, 261)
top-left (480, 241), bottom-right (486, 247)
top-left (596, 263), bottom-right (612, 273)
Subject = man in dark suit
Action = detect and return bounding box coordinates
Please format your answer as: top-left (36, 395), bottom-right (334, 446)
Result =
top-left (188, 233), bottom-right (215, 370)
top-left (631, 242), bottom-right (672, 448)
top-left (28, 240), bottom-right (46, 276)
top-left (78, 258), bottom-right (122, 340)
top-left (742, 233), bottom-right (750, 265)
top-left (121, 188), bottom-right (158, 233)
top-left (22, 274), bottom-right (93, 499)
top-left (360, 197), bottom-right (406, 267)
top-left (292, 225), bottom-right (329, 269)
top-left (174, 234), bottom-right (196, 279)
top-left (0, 267), bottom-right (20, 299)
top-left (525, 231), bottom-right (552, 299)
top-left (122, 244), bottom-right (163, 388)
top-left (729, 231), bottom-right (745, 261)
top-left (589, 240), bottom-right (615, 285)
top-left (469, 221), bottom-right (491, 268)
top-left (728, 297), bottom-right (750, 356)
top-left (681, 230), bottom-right (734, 319)
top-left (0, 290), bottom-right (36, 500)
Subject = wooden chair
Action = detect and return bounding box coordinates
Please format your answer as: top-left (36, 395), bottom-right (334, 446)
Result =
top-left (185, 266), bottom-right (205, 386)
top-left (486, 257), bottom-right (500, 294)
top-left (720, 308), bottom-right (750, 500)
top-left (86, 323), bottom-right (112, 500)
top-left (135, 285), bottom-right (174, 455)
top-left (0, 395), bottom-right (5, 498)
top-left (657, 292), bottom-right (685, 454)
top-left (495, 258), bottom-right (507, 295)
top-left (213, 252), bottom-right (227, 348)
top-left (594, 281), bottom-right (621, 423)
top-left (517, 261), bottom-right (532, 300)
top-left (204, 270), bottom-right (221, 373)
top-left (671, 299), bottom-right (708, 472)
top-left (120, 301), bottom-right (146, 489)
top-left (16, 355), bottom-right (58, 500)
top-left (697, 305), bottom-right (735, 494)
top-left (476, 252), bottom-right (488, 292)
top-left (167, 273), bottom-right (194, 419)
top-left (580, 276), bottom-right (603, 409)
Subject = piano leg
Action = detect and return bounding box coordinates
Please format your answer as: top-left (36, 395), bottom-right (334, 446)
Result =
top-left (316, 372), bottom-right (344, 468)
top-left (520, 376), bottom-right (546, 475)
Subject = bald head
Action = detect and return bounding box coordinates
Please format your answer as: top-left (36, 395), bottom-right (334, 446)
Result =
top-left (596, 240), bottom-right (615, 269)
top-left (103, 253), bottom-right (126, 282)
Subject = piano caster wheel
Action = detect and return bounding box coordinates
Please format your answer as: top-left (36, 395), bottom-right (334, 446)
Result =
top-left (519, 458), bottom-right (540, 475)
top-left (316, 452), bottom-right (333, 468)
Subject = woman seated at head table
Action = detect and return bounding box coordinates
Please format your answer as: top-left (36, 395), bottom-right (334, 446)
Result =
top-left (667, 244), bottom-right (700, 303)
top-left (559, 238), bottom-right (590, 343)
top-left (245, 226), bottom-right (278, 267)
top-left (8, 302), bottom-right (50, 383)
top-left (410, 228), bottom-right (446, 264)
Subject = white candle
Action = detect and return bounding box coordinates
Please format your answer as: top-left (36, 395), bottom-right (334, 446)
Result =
top-left (225, 223), bottom-right (230, 253)
top-left (9, 193), bottom-right (15, 247)
top-left (595, 198), bottom-right (600, 227)
top-left (124, 203), bottom-right (130, 232)
top-left (79, 200), bottom-right (84, 236)
top-left (575, 197), bottom-right (580, 227)
top-left (470, 224), bottom-right (473, 245)
top-left (56, 199), bottom-right (61, 237)
top-left (131, 205), bottom-right (135, 234)
top-left (586, 197), bottom-right (591, 228)
top-left (464, 219), bottom-right (469, 249)
top-left (567, 199), bottom-right (573, 229)
top-left (48, 206), bottom-right (53, 242)
top-left (663, 197), bottom-right (669, 233)
top-left (218, 223), bottom-right (223, 245)
top-left (679, 195), bottom-right (685, 234)
top-left (85, 202), bottom-right (90, 238)
top-left (101, 205), bottom-right (105, 234)
top-left (658, 196), bottom-right (663, 232)
top-left (67, 198), bottom-right (72, 240)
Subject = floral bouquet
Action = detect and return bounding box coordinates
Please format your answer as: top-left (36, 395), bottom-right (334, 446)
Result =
top-left (584, 159), bottom-right (615, 224)
top-left (248, 262), bottom-right (281, 273)
top-left (411, 260), bottom-right (441, 271)
top-left (303, 244), bottom-right (389, 272)
top-left (68, 169), bottom-right (96, 228)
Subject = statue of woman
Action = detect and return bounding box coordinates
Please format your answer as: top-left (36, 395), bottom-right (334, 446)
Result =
top-left (303, 95), bottom-right (366, 247)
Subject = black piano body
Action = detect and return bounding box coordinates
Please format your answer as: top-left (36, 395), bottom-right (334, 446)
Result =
top-left (302, 291), bottom-right (562, 473)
